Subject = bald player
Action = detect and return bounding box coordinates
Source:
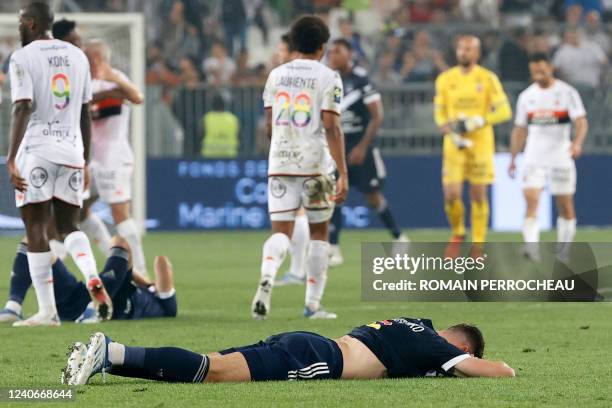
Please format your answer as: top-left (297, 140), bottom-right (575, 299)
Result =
top-left (79, 39), bottom-right (147, 276)
top-left (434, 36), bottom-right (511, 254)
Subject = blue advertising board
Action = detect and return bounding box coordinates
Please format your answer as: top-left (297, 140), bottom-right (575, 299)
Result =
top-left (147, 155), bottom-right (612, 231)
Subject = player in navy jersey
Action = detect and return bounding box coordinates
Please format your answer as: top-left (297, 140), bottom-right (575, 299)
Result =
top-left (63, 316), bottom-right (514, 385)
top-left (0, 236), bottom-right (177, 324)
top-left (327, 39), bottom-right (408, 266)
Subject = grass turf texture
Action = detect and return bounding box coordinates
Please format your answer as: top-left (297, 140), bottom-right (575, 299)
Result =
top-left (0, 229), bottom-right (611, 408)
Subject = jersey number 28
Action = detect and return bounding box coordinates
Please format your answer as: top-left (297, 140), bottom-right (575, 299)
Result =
top-left (274, 92), bottom-right (312, 128)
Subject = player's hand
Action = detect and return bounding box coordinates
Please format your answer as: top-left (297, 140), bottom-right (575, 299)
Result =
top-left (508, 160), bottom-right (517, 179)
top-left (348, 144), bottom-right (367, 165)
top-left (334, 173), bottom-right (349, 204)
top-left (7, 160), bottom-right (27, 192)
top-left (570, 142), bottom-right (583, 159)
top-left (454, 115), bottom-right (486, 134)
top-left (83, 166), bottom-right (90, 192)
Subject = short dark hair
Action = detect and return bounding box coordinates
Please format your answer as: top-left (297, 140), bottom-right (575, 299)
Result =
top-left (332, 38), bottom-right (352, 52)
top-left (449, 323), bottom-right (485, 358)
top-left (281, 32), bottom-right (295, 52)
top-left (211, 93), bottom-right (226, 111)
top-left (23, 2), bottom-right (54, 30)
top-left (52, 19), bottom-right (76, 40)
top-left (289, 15), bottom-right (330, 55)
top-left (528, 52), bottom-right (550, 64)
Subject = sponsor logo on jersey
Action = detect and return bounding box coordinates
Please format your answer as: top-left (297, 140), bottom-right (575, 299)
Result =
top-left (69, 171), bottom-right (83, 191)
top-left (269, 177), bottom-right (287, 198)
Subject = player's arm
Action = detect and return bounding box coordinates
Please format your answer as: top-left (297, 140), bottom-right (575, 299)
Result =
top-left (570, 116), bottom-right (588, 159)
top-left (484, 72), bottom-right (512, 127)
top-left (264, 107), bottom-right (272, 140)
top-left (102, 67), bottom-right (144, 104)
top-left (348, 92), bottom-right (383, 165)
top-left (81, 103), bottom-right (93, 190)
top-left (433, 74), bottom-right (451, 134)
top-left (7, 53), bottom-right (33, 191)
top-left (568, 88), bottom-right (588, 159)
top-left (453, 356), bottom-right (515, 378)
top-left (508, 126), bottom-right (527, 178)
top-left (323, 111), bottom-right (348, 204)
top-left (91, 88), bottom-right (129, 103)
top-left (7, 100), bottom-right (32, 191)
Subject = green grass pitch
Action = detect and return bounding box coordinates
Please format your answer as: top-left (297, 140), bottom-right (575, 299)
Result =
top-left (0, 228), bottom-right (611, 407)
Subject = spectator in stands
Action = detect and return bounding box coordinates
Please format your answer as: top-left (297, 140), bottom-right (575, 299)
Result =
top-left (232, 49), bottom-right (259, 85)
top-left (530, 28), bottom-right (553, 56)
top-left (400, 30), bottom-right (448, 82)
top-left (179, 57), bottom-right (201, 89)
top-left (582, 10), bottom-right (611, 55)
top-left (338, 18), bottom-right (368, 67)
top-left (201, 93), bottom-right (240, 158)
top-left (371, 49), bottom-right (402, 86)
top-left (499, 27), bottom-right (530, 82)
top-left (202, 40), bottom-right (236, 86)
top-left (552, 26), bottom-right (607, 88)
top-left (222, 0), bottom-right (248, 57)
top-left (162, 0), bottom-right (200, 68)
top-left (409, 0), bottom-right (435, 22)
top-left (500, 0), bottom-right (533, 25)
top-left (565, 0), bottom-right (603, 24)
top-left (460, 0), bottom-right (500, 25)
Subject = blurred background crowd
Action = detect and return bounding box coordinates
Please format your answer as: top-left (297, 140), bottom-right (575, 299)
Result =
top-left (0, 0), bottom-right (611, 157)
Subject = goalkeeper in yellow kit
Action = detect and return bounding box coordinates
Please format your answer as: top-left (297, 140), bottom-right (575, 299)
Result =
top-left (434, 36), bottom-right (511, 251)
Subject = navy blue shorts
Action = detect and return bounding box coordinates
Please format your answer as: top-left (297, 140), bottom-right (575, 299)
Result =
top-left (348, 147), bottom-right (386, 193)
top-left (219, 331), bottom-right (343, 381)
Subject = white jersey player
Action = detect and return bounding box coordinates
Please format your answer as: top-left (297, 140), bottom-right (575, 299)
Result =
top-left (6, 3), bottom-right (112, 326)
top-left (251, 15), bottom-right (349, 320)
top-left (78, 39), bottom-right (147, 276)
top-left (509, 53), bottom-right (588, 262)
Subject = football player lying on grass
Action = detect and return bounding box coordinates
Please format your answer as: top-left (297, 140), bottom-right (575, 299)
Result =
top-left (0, 236), bottom-right (177, 325)
top-left (62, 317), bottom-right (514, 385)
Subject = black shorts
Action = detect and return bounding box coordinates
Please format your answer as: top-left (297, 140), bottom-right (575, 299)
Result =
top-left (219, 331), bottom-right (343, 381)
top-left (348, 147), bottom-right (386, 193)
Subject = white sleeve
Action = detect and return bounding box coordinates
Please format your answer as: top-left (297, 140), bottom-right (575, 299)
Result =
top-left (262, 71), bottom-right (275, 108)
top-left (82, 67), bottom-right (92, 104)
top-left (441, 354), bottom-right (471, 372)
top-left (514, 93), bottom-right (528, 127)
top-left (9, 52), bottom-right (33, 102)
top-left (321, 71), bottom-right (343, 115)
top-left (568, 86), bottom-right (586, 120)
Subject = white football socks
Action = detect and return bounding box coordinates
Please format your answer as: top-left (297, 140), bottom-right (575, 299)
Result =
top-left (64, 231), bottom-right (99, 281)
top-left (305, 240), bottom-right (330, 311)
top-left (117, 219), bottom-right (147, 274)
top-left (108, 342), bottom-right (125, 365)
top-left (557, 217), bottom-right (577, 242)
top-left (260, 232), bottom-right (291, 284)
top-left (80, 213), bottom-right (112, 257)
top-left (26, 251), bottom-right (57, 315)
top-left (49, 239), bottom-right (68, 261)
top-left (5, 299), bottom-right (22, 315)
top-left (289, 214), bottom-right (309, 279)
top-left (523, 217), bottom-right (540, 243)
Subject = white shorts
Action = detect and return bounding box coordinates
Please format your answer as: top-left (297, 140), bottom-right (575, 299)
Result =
top-left (522, 162), bottom-right (576, 195)
top-left (87, 162), bottom-right (133, 204)
top-left (268, 174), bottom-right (336, 223)
top-left (15, 152), bottom-right (84, 208)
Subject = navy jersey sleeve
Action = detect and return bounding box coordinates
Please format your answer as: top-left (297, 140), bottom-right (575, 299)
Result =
top-left (357, 72), bottom-right (381, 106)
top-left (426, 336), bottom-right (471, 374)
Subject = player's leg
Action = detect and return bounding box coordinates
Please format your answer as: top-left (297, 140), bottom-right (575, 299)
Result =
top-left (442, 139), bottom-right (467, 244)
top-left (79, 196), bottom-right (112, 257)
top-left (113, 201), bottom-right (148, 277)
top-left (53, 166), bottom-right (113, 320)
top-left (328, 206), bottom-right (344, 266)
top-left (0, 243), bottom-right (31, 322)
top-left (522, 188), bottom-right (543, 261)
top-left (152, 255), bottom-right (177, 317)
top-left (303, 174), bottom-right (337, 319)
top-left (469, 183), bottom-right (490, 244)
top-left (252, 177), bottom-right (298, 319)
top-left (276, 207), bottom-right (309, 285)
top-left (551, 163), bottom-right (577, 261)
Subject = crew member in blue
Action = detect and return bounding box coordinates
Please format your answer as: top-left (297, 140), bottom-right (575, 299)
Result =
top-left (63, 317), bottom-right (515, 385)
top-left (0, 236), bottom-right (177, 324)
top-left (327, 39), bottom-right (408, 266)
